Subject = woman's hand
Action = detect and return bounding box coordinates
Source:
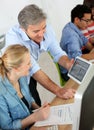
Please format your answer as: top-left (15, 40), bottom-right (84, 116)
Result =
top-left (33, 102), bottom-right (50, 122)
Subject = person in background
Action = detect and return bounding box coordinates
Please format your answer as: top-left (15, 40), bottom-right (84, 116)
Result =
top-left (2, 4), bottom-right (75, 106)
top-left (82, 4), bottom-right (94, 53)
top-left (59, 4), bottom-right (94, 81)
top-left (0, 44), bottom-right (50, 130)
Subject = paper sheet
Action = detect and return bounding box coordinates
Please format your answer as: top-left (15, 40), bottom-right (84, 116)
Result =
top-left (34, 103), bottom-right (74, 127)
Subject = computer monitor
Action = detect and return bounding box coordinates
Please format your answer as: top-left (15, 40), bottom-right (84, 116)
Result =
top-left (69, 57), bottom-right (94, 130)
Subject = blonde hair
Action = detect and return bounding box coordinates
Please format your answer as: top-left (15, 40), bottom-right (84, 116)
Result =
top-left (0, 44), bottom-right (29, 78)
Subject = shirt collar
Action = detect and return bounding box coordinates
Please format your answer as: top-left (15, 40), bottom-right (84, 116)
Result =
top-left (69, 22), bottom-right (84, 36)
top-left (19, 28), bottom-right (30, 41)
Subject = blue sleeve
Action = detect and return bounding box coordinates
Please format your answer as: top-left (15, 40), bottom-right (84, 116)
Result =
top-left (1, 26), bottom-right (22, 54)
top-left (60, 28), bottom-right (82, 59)
top-left (67, 36), bottom-right (82, 59)
top-left (0, 95), bottom-right (21, 130)
top-left (29, 56), bottom-right (40, 76)
top-left (46, 25), bottom-right (67, 62)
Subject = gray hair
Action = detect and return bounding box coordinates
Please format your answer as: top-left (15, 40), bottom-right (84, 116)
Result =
top-left (18, 4), bottom-right (47, 30)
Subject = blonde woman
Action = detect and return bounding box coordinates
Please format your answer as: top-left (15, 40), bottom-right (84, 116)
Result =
top-left (0, 44), bottom-right (50, 130)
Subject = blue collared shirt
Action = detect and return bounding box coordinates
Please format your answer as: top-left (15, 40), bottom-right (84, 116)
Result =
top-left (0, 76), bottom-right (34, 130)
top-left (59, 22), bottom-right (88, 74)
top-left (2, 24), bottom-right (67, 78)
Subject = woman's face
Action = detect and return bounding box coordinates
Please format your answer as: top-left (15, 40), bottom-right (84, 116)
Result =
top-left (18, 52), bottom-right (31, 76)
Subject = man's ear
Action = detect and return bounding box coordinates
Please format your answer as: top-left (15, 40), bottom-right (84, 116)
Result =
top-left (74, 17), bottom-right (80, 25)
top-left (75, 17), bottom-right (80, 22)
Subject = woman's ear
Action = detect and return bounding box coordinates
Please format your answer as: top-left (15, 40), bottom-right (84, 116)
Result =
top-left (13, 67), bottom-right (19, 72)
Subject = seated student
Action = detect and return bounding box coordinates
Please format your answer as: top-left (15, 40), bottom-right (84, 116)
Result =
top-left (0, 44), bottom-right (50, 130)
top-left (82, 4), bottom-right (94, 53)
top-left (59, 4), bottom-right (94, 81)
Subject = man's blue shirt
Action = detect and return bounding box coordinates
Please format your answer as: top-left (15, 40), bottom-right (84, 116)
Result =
top-left (2, 24), bottom-right (67, 78)
top-left (59, 22), bottom-right (88, 74)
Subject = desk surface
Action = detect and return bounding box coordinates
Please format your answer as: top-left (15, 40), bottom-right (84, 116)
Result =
top-left (51, 79), bottom-right (79, 130)
top-left (30, 79), bottom-right (79, 130)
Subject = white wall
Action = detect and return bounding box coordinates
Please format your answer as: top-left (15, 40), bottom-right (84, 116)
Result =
top-left (0, 0), bottom-right (42, 35)
top-left (0, 0), bottom-right (83, 39)
top-left (41, 0), bottom-right (83, 41)
top-left (0, 0), bottom-right (83, 37)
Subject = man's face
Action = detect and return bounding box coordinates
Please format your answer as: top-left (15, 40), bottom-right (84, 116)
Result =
top-left (24, 20), bottom-right (46, 44)
top-left (76, 13), bottom-right (91, 30)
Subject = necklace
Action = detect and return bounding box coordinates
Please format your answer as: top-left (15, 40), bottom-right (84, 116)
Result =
top-left (10, 81), bottom-right (23, 98)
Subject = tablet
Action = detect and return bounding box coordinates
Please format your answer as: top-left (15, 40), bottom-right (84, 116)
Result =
top-left (68, 57), bottom-right (92, 84)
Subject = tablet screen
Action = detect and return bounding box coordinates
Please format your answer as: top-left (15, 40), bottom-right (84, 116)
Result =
top-left (68, 57), bottom-right (92, 84)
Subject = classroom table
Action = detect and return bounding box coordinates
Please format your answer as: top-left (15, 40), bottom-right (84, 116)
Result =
top-left (30, 78), bottom-right (79, 130)
top-left (30, 60), bottom-right (94, 130)
top-left (50, 78), bottom-right (79, 130)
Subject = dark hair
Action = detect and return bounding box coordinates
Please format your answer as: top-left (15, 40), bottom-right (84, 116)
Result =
top-left (83, 0), bottom-right (94, 8)
top-left (71, 4), bottom-right (91, 22)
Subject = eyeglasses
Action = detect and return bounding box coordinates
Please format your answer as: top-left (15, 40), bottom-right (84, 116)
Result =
top-left (81, 18), bottom-right (91, 23)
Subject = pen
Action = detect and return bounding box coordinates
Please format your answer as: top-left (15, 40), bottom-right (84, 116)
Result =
top-left (32, 103), bottom-right (50, 113)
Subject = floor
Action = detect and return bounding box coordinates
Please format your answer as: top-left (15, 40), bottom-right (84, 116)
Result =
top-left (37, 52), bottom-right (61, 104)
